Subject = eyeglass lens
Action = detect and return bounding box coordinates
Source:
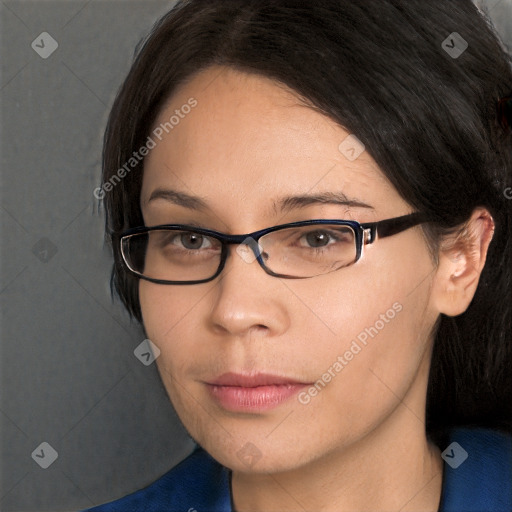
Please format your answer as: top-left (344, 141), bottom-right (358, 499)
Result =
top-left (122, 224), bottom-right (358, 282)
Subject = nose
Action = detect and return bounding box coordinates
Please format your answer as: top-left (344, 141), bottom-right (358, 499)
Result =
top-left (207, 243), bottom-right (290, 338)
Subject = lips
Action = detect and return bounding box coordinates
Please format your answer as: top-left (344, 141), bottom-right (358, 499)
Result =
top-left (205, 372), bottom-right (309, 412)
top-left (208, 372), bottom-right (306, 387)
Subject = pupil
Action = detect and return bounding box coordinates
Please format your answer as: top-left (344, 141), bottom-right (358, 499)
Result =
top-left (306, 232), bottom-right (328, 247)
top-left (182, 233), bottom-right (203, 249)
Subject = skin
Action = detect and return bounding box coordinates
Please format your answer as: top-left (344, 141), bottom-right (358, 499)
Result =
top-left (138, 65), bottom-right (494, 512)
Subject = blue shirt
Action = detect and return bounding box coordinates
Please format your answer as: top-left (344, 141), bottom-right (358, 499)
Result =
top-left (84, 428), bottom-right (511, 511)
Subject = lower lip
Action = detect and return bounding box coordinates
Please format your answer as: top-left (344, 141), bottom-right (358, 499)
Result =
top-left (206, 383), bottom-right (308, 412)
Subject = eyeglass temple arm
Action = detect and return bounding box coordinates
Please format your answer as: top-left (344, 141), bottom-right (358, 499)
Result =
top-left (361, 213), bottom-right (429, 244)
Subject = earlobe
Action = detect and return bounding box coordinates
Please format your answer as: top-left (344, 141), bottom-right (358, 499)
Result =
top-left (431, 208), bottom-right (495, 317)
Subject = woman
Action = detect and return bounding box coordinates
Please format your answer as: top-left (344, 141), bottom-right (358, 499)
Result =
top-left (85, 0), bottom-right (512, 510)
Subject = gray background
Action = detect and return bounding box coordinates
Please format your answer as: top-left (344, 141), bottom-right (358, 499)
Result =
top-left (1, 2), bottom-right (196, 511)
top-left (1, 1), bottom-right (511, 511)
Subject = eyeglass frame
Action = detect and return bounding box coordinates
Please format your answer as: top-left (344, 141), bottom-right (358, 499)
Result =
top-left (114, 212), bottom-right (430, 285)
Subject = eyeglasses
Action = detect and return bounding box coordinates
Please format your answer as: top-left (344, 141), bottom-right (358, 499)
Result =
top-left (115, 212), bottom-right (429, 285)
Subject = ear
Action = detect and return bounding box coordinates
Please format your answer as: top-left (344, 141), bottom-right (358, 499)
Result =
top-left (431, 207), bottom-right (495, 317)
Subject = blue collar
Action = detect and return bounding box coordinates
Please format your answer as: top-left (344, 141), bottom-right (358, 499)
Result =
top-left (85, 427), bottom-right (511, 511)
top-left (438, 427), bottom-right (511, 511)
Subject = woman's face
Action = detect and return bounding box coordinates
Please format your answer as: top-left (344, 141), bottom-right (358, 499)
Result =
top-left (139, 65), bottom-right (440, 473)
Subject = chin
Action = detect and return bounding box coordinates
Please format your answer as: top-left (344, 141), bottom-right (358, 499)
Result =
top-left (211, 443), bottom-right (311, 474)
top-left (189, 424), bottom-right (326, 475)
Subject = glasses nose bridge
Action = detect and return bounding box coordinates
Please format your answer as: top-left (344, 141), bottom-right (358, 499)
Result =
top-left (221, 232), bottom-right (269, 271)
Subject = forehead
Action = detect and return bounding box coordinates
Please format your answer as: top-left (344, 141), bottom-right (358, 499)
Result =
top-left (141, 65), bottom-right (407, 226)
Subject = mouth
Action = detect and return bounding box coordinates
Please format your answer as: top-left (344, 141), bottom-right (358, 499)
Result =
top-left (205, 372), bottom-right (310, 412)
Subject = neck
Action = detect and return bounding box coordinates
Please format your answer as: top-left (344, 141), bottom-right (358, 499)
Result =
top-left (231, 418), bottom-right (443, 512)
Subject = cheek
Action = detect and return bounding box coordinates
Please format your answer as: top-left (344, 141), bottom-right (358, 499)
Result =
top-left (139, 282), bottom-right (201, 421)
top-left (293, 234), bottom-right (432, 347)
top-left (289, 235), bottom-right (436, 413)
top-left (139, 281), bottom-right (201, 372)
top-left (140, 278), bottom-right (216, 336)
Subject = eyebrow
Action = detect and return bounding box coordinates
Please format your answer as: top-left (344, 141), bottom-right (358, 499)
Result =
top-left (147, 188), bottom-right (209, 210)
top-left (146, 188), bottom-right (374, 214)
top-left (276, 191), bottom-right (374, 213)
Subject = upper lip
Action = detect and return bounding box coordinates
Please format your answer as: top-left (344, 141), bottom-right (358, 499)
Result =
top-left (206, 372), bottom-right (307, 387)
